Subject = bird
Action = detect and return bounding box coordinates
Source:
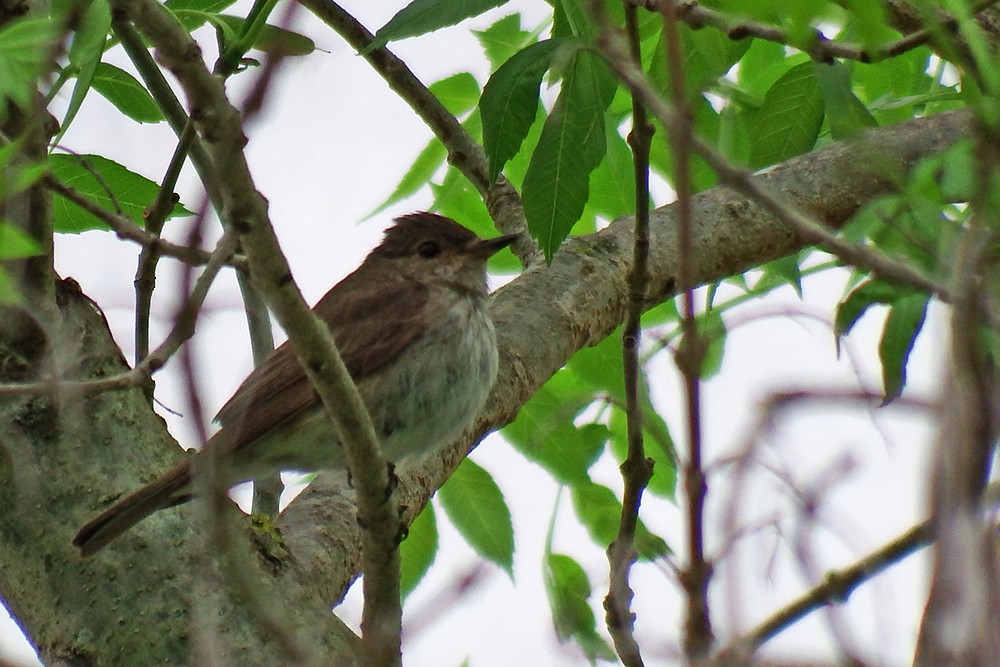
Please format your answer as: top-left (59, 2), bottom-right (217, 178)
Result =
top-left (73, 212), bottom-right (517, 556)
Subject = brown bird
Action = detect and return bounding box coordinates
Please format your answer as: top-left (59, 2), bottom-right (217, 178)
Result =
top-left (73, 212), bottom-right (517, 556)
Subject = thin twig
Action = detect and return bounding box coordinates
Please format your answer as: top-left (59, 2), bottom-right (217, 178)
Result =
top-left (135, 120), bottom-right (199, 370)
top-left (600, 2), bottom-right (654, 666)
top-left (716, 521), bottom-right (932, 661)
top-left (656, 1), bottom-right (714, 659)
top-left (639, 0), bottom-right (1000, 64)
top-left (0, 223), bottom-right (239, 400)
top-left (42, 175), bottom-right (245, 269)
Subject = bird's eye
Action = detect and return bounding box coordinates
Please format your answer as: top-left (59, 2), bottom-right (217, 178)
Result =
top-left (417, 241), bottom-right (441, 258)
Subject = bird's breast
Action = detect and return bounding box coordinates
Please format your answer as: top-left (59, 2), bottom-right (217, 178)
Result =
top-left (363, 295), bottom-right (499, 462)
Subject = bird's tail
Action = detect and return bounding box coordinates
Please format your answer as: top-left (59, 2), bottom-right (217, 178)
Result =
top-left (73, 461), bottom-right (192, 557)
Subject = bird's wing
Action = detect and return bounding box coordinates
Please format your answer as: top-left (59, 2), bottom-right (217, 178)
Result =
top-left (213, 271), bottom-right (431, 452)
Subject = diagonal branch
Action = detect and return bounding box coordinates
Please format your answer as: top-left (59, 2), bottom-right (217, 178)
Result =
top-left (278, 109), bottom-right (975, 607)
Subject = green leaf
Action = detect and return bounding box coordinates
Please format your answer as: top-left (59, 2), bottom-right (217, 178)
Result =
top-left (0, 267), bottom-right (19, 304)
top-left (692, 310), bottom-right (727, 379)
top-left (91, 63), bottom-right (164, 123)
top-left (588, 123), bottom-right (634, 220)
top-left (481, 39), bottom-right (563, 181)
top-left (369, 139), bottom-right (447, 218)
top-left (0, 18), bottom-right (59, 116)
top-left (400, 502), bottom-right (438, 599)
top-left (543, 552), bottom-right (616, 661)
top-left (165, 0), bottom-right (238, 12)
top-left (172, 11), bottom-right (316, 56)
top-left (430, 72), bottom-right (480, 117)
top-left (68, 0), bottom-right (110, 71)
top-left (438, 458), bottom-right (514, 576)
top-left (551, 0), bottom-right (598, 41)
top-left (0, 223), bottom-right (43, 259)
top-left (49, 154), bottom-right (191, 233)
top-left (649, 22), bottom-right (750, 98)
top-left (217, 13), bottom-right (316, 56)
top-left (748, 61), bottom-right (824, 169)
top-left (879, 292), bottom-right (929, 403)
top-left (364, 0), bottom-right (508, 53)
top-left (507, 405), bottom-right (608, 484)
top-left (571, 481), bottom-right (669, 559)
top-left (813, 61), bottom-right (877, 140)
top-left (758, 253), bottom-right (804, 298)
top-left (835, 279), bottom-right (907, 338)
top-left (522, 47), bottom-right (617, 260)
top-left (473, 13), bottom-right (532, 68)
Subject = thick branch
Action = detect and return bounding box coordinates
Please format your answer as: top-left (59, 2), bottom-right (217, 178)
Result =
top-left (278, 110), bottom-right (974, 600)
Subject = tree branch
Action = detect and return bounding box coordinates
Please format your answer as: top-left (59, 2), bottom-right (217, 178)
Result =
top-left (278, 110), bottom-right (974, 607)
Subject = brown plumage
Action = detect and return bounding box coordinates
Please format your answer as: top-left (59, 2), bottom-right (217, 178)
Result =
top-left (73, 213), bottom-right (516, 556)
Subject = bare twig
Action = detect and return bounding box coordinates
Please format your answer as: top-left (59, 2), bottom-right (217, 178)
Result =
top-left (0, 224), bottom-right (238, 398)
top-left (599, 3), bottom-right (655, 666)
top-left (715, 388), bottom-right (936, 661)
top-left (135, 120), bottom-right (199, 369)
top-left (716, 521), bottom-right (932, 661)
top-left (654, 1), bottom-right (714, 659)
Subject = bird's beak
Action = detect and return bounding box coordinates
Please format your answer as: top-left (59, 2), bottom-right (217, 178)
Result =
top-left (466, 232), bottom-right (519, 258)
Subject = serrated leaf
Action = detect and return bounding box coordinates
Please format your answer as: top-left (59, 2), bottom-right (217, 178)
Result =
top-left (364, 0), bottom-right (507, 53)
top-left (813, 61), bottom-right (877, 140)
top-left (430, 72), bottom-right (480, 116)
top-left (588, 123), bottom-right (634, 220)
top-left (507, 407), bottom-right (607, 484)
top-left (758, 253), bottom-right (804, 298)
top-left (369, 139), bottom-right (447, 218)
top-left (91, 63), bottom-right (164, 123)
top-left (543, 552), bottom-right (616, 661)
top-left (49, 154), bottom-right (191, 233)
top-left (570, 481), bottom-right (669, 559)
top-left (438, 458), bottom-right (514, 576)
top-left (0, 18), bottom-right (59, 114)
top-left (522, 47), bottom-right (617, 260)
top-left (879, 292), bottom-right (929, 403)
top-left (473, 13), bottom-right (532, 68)
top-left (834, 279), bottom-right (908, 337)
top-left (748, 61), bottom-right (824, 169)
top-left (0, 224), bottom-right (43, 259)
top-left (400, 502), bottom-right (438, 599)
top-left (481, 39), bottom-right (563, 181)
top-left (171, 11), bottom-right (315, 56)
